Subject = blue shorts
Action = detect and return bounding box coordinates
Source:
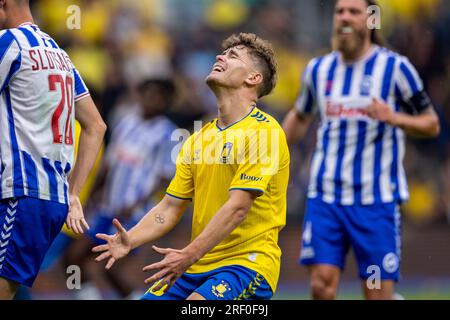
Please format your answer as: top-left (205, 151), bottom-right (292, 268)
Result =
top-left (141, 265), bottom-right (273, 300)
top-left (40, 232), bottom-right (73, 272)
top-left (0, 197), bottom-right (68, 287)
top-left (300, 198), bottom-right (401, 281)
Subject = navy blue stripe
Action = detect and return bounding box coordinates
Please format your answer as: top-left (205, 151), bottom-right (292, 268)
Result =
top-left (5, 88), bottom-right (24, 197)
top-left (22, 151), bottom-right (39, 193)
top-left (0, 31), bottom-right (16, 64)
top-left (303, 87), bottom-right (314, 113)
top-left (364, 51), bottom-right (378, 76)
top-left (54, 161), bottom-right (68, 204)
top-left (48, 39), bottom-right (58, 49)
top-left (316, 122), bottom-right (332, 196)
top-left (166, 192), bottom-right (192, 201)
top-left (19, 27), bottom-right (40, 47)
top-left (42, 158), bottom-right (59, 202)
top-left (229, 187), bottom-right (265, 195)
top-left (342, 66), bottom-right (354, 96)
top-left (333, 121), bottom-right (348, 202)
top-left (325, 56), bottom-right (338, 97)
top-left (399, 61), bottom-right (419, 94)
top-left (373, 123), bottom-right (386, 203)
top-left (311, 57), bottom-right (324, 94)
top-left (353, 121), bottom-right (367, 204)
top-left (74, 68), bottom-right (89, 97)
top-left (390, 126), bottom-right (400, 202)
top-left (381, 56), bottom-right (396, 101)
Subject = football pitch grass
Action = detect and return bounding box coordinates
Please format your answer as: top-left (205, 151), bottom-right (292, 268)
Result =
top-left (273, 278), bottom-right (450, 300)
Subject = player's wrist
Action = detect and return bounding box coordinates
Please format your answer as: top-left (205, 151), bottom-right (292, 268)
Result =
top-left (388, 112), bottom-right (401, 127)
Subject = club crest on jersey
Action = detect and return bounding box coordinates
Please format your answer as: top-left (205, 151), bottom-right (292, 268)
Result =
top-left (212, 280), bottom-right (231, 298)
top-left (221, 142), bottom-right (233, 164)
top-left (360, 75), bottom-right (373, 96)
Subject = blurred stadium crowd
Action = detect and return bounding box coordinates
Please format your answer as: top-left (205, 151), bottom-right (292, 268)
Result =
top-left (25, 0), bottom-right (450, 299)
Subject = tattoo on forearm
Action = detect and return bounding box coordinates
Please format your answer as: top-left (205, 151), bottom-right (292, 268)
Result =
top-left (155, 214), bottom-right (165, 224)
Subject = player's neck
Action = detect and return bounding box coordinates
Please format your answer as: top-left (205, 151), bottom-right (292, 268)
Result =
top-left (5, 8), bottom-right (34, 29)
top-left (216, 91), bottom-right (256, 129)
top-left (340, 40), bottom-right (373, 63)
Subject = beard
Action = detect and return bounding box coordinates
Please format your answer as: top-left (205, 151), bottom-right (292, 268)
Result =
top-left (332, 27), bottom-right (368, 59)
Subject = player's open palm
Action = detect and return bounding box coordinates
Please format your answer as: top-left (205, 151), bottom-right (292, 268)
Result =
top-left (92, 219), bottom-right (132, 270)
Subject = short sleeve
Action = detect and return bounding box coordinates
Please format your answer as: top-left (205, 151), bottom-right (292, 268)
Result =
top-left (0, 30), bottom-right (22, 93)
top-left (166, 135), bottom-right (194, 200)
top-left (294, 58), bottom-right (319, 115)
top-left (229, 127), bottom-right (288, 196)
top-left (395, 56), bottom-right (424, 102)
top-left (73, 67), bottom-right (90, 102)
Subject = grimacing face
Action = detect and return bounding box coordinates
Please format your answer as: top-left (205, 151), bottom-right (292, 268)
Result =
top-left (332, 0), bottom-right (371, 55)
top-left (206, 45), bottom-right (259, 91)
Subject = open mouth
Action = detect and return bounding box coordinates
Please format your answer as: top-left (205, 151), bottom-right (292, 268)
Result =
top-left (339, 26), bottom-right (354, 35)
top-left (212, 64), bottom-right (225, 73)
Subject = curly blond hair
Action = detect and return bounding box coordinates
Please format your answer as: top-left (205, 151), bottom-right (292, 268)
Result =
top-left (222, 33), bottom-right (278, 98)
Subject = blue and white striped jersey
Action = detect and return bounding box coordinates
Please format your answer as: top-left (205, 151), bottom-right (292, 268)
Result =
top-left (295, 45), bottom-right (426, 205)
top-left (102, 111), bottom-right (177, 214)
top-left (0, 23), bottom-right (89, 205)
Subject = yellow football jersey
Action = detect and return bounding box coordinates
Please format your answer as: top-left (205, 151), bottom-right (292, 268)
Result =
top-left (167, 107), bottom-right (290, 293)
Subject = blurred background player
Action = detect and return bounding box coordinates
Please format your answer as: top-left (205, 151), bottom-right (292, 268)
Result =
top-left (283, 0), bottom-right (440, 299)
top-left (93, 33), bottom-right (289, 301)
top-left (0, 0), bottom-right (106, 299)
top-left (65, 76), bottom-right (178, 300)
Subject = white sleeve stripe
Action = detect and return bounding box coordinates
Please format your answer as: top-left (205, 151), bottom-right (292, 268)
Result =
top-left (75, 92), bottom-right (91, 101)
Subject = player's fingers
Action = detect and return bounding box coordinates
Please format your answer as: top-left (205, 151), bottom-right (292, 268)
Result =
top-left (105, 257), bottom-right (116, 270)
top-left (144, 269), bottom-right (169, 285)
top-left (92, 244), bottom-right (109, 253)
top-left (153, 275), bottom-right (173, 293)
top-left (95, 251), bottom-right (111, 262)
top-left (81, 218), bottom-right (90, 231)
top-left (163, 276), bottom-right (178, 294)
top-left (96, 233), bottom-right (111, 242)
top-left (112, 219), bottom-right (127, 234)
top-left (75, 219), bottom-right (84, 234)
top-left (152, 245), bottom-right (169, 255)
top-left (142, 261), bottom-right (165, 272)
top-left (71, 219), bottom-right (80, 234)
top-left (66, 217), bottom-right (72, 230)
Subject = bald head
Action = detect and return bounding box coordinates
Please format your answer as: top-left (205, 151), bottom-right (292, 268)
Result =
top-left (0, 0), bottom-right (33, 30)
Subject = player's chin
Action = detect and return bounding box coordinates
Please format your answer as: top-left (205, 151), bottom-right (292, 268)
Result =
top-left (205, 73), bottom-right (221, 86)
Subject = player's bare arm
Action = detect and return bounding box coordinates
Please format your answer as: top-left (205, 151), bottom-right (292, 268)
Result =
top-left (92, 194), bottom-right (189, 269)
top-left (282, 109), bottom-right (314, 146)
top-left (366, 98), bottom-right (440, 138)
top-left (67, 96), bottom-right (107, 234)
top-left (143, 189), bottom-right (257, 293)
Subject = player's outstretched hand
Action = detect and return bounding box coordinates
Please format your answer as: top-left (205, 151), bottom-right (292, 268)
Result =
top-left (142, 246), bottom-right (195, 294)
top-left (66, 194), bottom-right (90, 234)
top-left (92, 219), bottom-right (132, 270)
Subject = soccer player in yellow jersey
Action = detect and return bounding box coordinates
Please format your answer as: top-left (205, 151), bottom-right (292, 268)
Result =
top-left (93, 33), bottom-right (289, 300)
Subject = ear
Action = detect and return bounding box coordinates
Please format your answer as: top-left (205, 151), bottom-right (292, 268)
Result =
top-left (245, 72), bottom-right (263, 87)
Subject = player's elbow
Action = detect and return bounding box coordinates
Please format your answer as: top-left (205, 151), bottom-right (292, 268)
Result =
top-left (428, 115), bottom-right (441, 138)
top-left (231, 206), bottom-right (249, 224)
